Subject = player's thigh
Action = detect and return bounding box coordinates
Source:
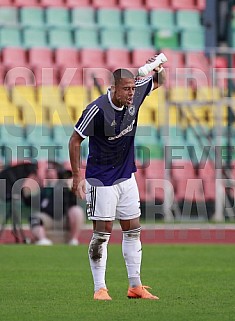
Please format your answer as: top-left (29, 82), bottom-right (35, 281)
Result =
top-left (116, 174), bottom-right (141, 220)
top-left (85, 182), bottom-right (119, 221)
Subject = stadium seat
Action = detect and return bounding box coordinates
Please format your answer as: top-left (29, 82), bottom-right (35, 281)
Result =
top-left (39, 0), bottom-right (66, 7)
top-left (131, 48), bottom-right (156, 67)
top-left (45, 7), bottom-right (71, 27)
top-left (171, 0), bottom-right (197, 10)
top-left (71, 7), bottom-right (96, 27)
top-left (65, 0), bottom-right (90, 7)
top-left (0, 66), bottom-right (6, 85)
top-left (105, 48), bottom-right (132, 70)
top-left (161, 48), bottom-right (185, 69)
top-left (79, 48), bottom-right (105, 67)
top-left (196, 86), bottom-right (221, 101)
top-left (0, 7), bottom-right (18, 26)
top-left (96, 8), bottom-right (122, 28)
top-left (118, 0), bottom-right (144, 9)
top-left (176, 10), bottom-right (202, 30)
top-left (0, 93), bottom-right (27, 126)
top-left (145, 0), bottom-right (171, 10)
top-left (123, 8), bottom-right (149, 29)
top-left (55, 48), bottom-right (80, 68)
top-left (91, 0), bottom-right (117, 8)
top-left (37, 86), bottom-right (72, 125)
top-left (100, 28), bottom-right (126, 49)
top-left (27, 49), bottom-right (57, 86)
top-left (2, 47), bottom-right (27, 68)
top-left (22, 27), bottom-right (48, 48)
top-left (4, 67), bottom-right (35, 87)
top-left (180, 30), bottom-right (205, 50)
top-left (196, 0), bottom-right (206, 10)
top-left (74, 27), bottom-right (99, 49)
top-left (144, 159), bottom-right (165, 202)
top-left (20, 7), bottom-right (45, 27)
top-left (28, 48), bottom-right (54, 68)
top-left (185, 52), bottom-right (208, 70)
top-left (0, 0), bottom-right (14, 5)
top-left (149, 9), bottom-right (175, 30)
top-left (63, 85), bottom-right (87, 113)
top-left (126, 28), bottom-right (153, 50)
top-left (58, 66), bottom-right (83, 87)
top-left (0, 27), bottom-right (22, 48)
top-left (48, 28), bottom-right (74, 48)
top-left (11, 86), bottom-right (37, 108)
top-left (154, 29), bottom-right (179, 50)
top-left (14, 0), bottom-right (40, 6)
top-left (169, 86), bottom-right (194, 102)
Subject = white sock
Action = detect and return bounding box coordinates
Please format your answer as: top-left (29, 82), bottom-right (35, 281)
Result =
top-left (88, 231), bottom-right (110, 292)
top-left (122, 227), bottom-right (142, 288)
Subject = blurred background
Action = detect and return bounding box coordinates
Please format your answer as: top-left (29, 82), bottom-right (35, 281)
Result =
top-left (0, 0), bottom-right (235, 229)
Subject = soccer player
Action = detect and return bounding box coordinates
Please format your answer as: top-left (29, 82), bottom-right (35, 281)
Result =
top-left (69, 56), bottom-right (166, 300)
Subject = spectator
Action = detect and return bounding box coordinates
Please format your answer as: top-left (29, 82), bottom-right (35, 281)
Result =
top-left (23, 167), bottom-right (84, 245)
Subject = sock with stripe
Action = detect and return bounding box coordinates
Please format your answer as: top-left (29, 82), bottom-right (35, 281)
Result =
top-left (88, 231), bottom-right (111, 292)
top-left (122, 227), bottom-right (142, 288)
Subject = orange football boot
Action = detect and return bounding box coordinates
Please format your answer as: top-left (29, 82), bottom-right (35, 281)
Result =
top-left (94, 288), bottom-right (112, 300)
top-left (127, 285), bottom-right (159, 300)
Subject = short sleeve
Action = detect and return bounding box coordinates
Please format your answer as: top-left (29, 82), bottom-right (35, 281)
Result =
top-left (74, 103), bottom-right (99, 138)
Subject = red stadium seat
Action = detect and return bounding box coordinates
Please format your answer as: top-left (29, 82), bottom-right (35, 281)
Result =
top-left (145, 0), bottom-right (171, 10)
top-left (55, 48), bottom-right (80, 68)
top-left (0, 66), bottom-right (6, 85)
top-left (196, 0), bottom-right (206, 10)
top-left (91, 0), bottom-right (117, 8)
top-left (185, 52), bottom-right (209, 70)
top-left (59, 67), bottom-right (83, 87)
top-left (145, 159), bottom-right (165, 202)
top-left (79, 48), bottom-right (105, 68)
top-left (4, 67), bottom-right (35, 87)
top-left (2, 47), bottom-right (28, 68)
top-left (105, 48), bottom-right (132, 70)
top-left (65, 0), bottom-right (90, 7)
top-left (14, 0), bottom-right (40, 6)
top-left (28, 48), bottom-right (54, 68)
top-left (33, 66), bottom-right (59, 86)
top-left (171, 160), bottom-right (196, 201)
top-left (131, 49), bottom-right (156, 68)
top-left (118, 0), bottom-right (144, 9)
top-left (28, 48), bottom-right (58, 86)
top-left (171, 0), bottom-right (197, 10)
top-left (39, 0), bottom-right (65, 7)
top-left (0, 0), bottom-right (14, 5)
top-left (161, 49), bottom-right (185, 69)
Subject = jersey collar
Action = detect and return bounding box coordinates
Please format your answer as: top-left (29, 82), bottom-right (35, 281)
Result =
top-left (107, 88), bottom-right (125, 111)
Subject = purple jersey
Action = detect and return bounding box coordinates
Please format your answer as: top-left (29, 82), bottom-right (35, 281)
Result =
top-left (74, 76), bottom-right (153, 186)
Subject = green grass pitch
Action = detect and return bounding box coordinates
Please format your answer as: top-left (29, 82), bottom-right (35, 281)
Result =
top-left (0, 244), bottom-right (234, 321)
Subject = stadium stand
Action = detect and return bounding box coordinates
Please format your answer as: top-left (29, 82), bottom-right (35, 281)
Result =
top-left (0, 0), bottom-right (232, 222)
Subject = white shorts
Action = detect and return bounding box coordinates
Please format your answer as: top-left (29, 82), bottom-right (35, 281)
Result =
top-left (86, 174), bottom-right (141, 221)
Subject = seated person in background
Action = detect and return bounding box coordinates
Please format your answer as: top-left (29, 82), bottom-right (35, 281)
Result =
top-left (22, 167), bottom-right (84, 246)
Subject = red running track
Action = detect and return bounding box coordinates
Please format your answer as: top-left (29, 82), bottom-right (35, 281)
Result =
top-left (0, 226), bottom-right (235, 244)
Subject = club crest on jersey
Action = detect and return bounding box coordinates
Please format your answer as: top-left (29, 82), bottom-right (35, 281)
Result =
top-left (128, 105), bottom-right (135, 116)
top-left (111, 120), bottom-right (117, 127)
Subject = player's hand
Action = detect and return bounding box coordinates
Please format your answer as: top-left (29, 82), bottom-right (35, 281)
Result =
top-left (71, 173), bottom-right (86, 199)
